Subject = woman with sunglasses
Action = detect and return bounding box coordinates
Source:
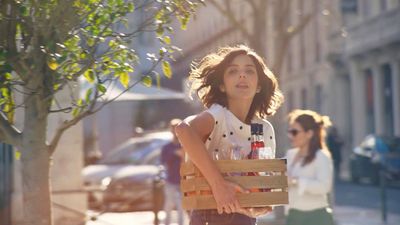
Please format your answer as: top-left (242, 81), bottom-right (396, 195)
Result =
top-left (285, 109), bottom-right (335, 225)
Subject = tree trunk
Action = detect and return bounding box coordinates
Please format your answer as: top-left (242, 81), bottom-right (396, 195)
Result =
top-left (249, 1), bottom-right (268, 58)
top-left (21, 84), bottom-right (52, 225)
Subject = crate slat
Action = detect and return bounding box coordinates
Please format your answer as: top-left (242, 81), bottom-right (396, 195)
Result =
top-left (180, 159), bottom-right (287, 176)
top-left (181, 175), bottom-right (288, 192)
top-left (182, 192), bottom-right (288, 210)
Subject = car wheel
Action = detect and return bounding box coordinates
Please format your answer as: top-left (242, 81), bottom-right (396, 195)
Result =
top-left (350, 159), bottom-right (360, 183)
top-left (350, 173), bottom-right (360, 183)
top-left (370, 165), bottom-right (381, 185)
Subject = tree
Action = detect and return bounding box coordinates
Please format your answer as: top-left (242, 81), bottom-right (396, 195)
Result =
top-left (0, 0), bottom-right (202, 225)
top-left (208, 0), bottom-right (313, 75)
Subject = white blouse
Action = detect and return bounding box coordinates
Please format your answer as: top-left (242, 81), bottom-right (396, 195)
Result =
top-left (204, 104), bottom-right (276, 159)
top-left (286, 148), bottom-right (333, 211)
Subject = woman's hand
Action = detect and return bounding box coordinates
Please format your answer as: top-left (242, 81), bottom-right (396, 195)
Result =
top-left (237, 207), bottom-right (273, 218)
top-left (210, 179), bottom-right (249, 214)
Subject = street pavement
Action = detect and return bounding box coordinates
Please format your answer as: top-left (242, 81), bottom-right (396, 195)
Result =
top-left (86, 179), bottom-right (400, 225)
top-left (86, 205), bottom-right (400, 225)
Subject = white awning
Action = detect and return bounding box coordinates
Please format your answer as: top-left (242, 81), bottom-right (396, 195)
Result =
top-left (80, 79), bottom-right (185, 102)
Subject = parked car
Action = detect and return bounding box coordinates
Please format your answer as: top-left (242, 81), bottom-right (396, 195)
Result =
top-left (349, 134), bottom-right (400, 185)
top-left (82, 131), bottom-right (172, 211)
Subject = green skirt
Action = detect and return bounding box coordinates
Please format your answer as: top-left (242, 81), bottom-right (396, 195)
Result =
top-left (286, 208), bottom-right (334, 225)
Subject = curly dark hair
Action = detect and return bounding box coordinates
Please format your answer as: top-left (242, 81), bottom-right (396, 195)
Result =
top-left (189, 45), bottom-right (284, 122)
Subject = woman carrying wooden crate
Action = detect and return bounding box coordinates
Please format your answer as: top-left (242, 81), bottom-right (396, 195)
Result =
top-left (175, 45), bottom-right (284, 225)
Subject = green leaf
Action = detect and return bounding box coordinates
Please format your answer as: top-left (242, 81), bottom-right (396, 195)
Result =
top-left (109, 40), bottom-right (117, 48)
top-left (0, 98), bottom-right (6, 105)
top-left (156, 24), bottom-right (164, 37)
top-left (85, 88), bottom-right (93, 102)
top-left (4, 72), bottom-right (12, 79)
top-left (53, 83), bottom-right (61, 91)
top-left (142, 76), bottom-right (152, 87)
top-left (97, 84), bottom-right (107, 93)
top-left (163, 36), bottom-right (171, 45)
top-left (77, 99), bottom-right (83, 107)
top-left (19, 6), bottom-right (28, 17)
top-left (3, 96), bottom-right (14, 122)
top-left (127, 2), bottom-right (134, 12)
top-left (179, 15), bottom-right (190, 30)
top-left (47, 58), bottom-right (58, 70)
top-left (87, 38), bottom-right (95, 47)
top-left (119, 71), bottom-right (129, 88)
top-left (15, 150), bottom-right (21, 160)
top-left (84, 69), bottom-right (95, 83)
top-left (162, 61), bottom-right (172, 79)
top-left (72, 107), bottom-right (80, 117)
top-left (1, 87), bottom-right (9, 97)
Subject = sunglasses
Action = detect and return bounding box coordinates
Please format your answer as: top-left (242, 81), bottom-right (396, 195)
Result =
top-left (287, 128), bottom-right (302, 136)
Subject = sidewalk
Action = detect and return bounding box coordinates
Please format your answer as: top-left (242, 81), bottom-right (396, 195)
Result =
top-left (257, 205), bottom-right (400, 225)
top-left (86, 205), bottom-right (400, 225)
top-left (332, 205), bottom-right (400, 225)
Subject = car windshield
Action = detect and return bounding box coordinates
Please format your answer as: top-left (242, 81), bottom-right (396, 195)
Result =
top-left (99, 138), bottom-right (167, 165)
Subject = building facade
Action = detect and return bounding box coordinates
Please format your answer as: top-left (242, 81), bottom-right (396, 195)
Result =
top-left (279, 0), bottom-right (347, 152)
top-left (330, 0), bottom-right (400, 147)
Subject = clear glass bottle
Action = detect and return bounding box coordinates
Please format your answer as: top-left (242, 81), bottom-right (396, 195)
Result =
top-left (212, 149), bottom-right (220, 160)
top-left (228, 144), bottom-right (243, 176)
top-left (249, 123), bottom-right (259, 159)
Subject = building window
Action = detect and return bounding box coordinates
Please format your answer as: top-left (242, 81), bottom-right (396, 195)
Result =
top-left (301, 88), bottom-right (307, 109)
top-left (315, 85), bottom-right (322, 113)
top-left (365, 69), bottom-right (375, 134)
top-left (300, 33), bottom-right (306, 68)
top-left (380, 0), bottom-right (388, 11)
top-left (341, 0), bottom-right (358, 13)
top-left (314, 0), bottom-right (320, 63)
top-left (382, 64), bottom-right (394, 136)
top-left (299, 0), bottom-right (306, 68)
top-left (361, 0), bottom-right (371, 18)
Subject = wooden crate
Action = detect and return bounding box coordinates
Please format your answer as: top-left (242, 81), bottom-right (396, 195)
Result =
top-left (180, 159), bottom-right (288, 210)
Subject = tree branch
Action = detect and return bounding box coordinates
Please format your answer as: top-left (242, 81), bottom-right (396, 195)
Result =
top-left (208, 0), bottom-right (252, 40)
top-left (0, 112), bottom-right (22, 148)
top-left (47, 87), bottom-right (99, 156)
top-left (47, 55), bottom-right (162, 156)
top-left (287, 13), bottom-right (313, 39)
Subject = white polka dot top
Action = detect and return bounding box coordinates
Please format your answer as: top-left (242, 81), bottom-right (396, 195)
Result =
top-left (204, 104), bottom-right (276, 159)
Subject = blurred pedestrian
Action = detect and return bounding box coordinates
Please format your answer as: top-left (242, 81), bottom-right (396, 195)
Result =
top-left (326, 126), bottom-right (344, 178)
top-left (175, 45), bottom-right (284, 225)
top-left (161, 118), bottom-right (184, 225)
top-left (285, 109), bottom-right (334, 225)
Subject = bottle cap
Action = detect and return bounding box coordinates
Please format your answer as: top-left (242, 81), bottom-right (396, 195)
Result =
top-left (251, 123), bottom-right (257, 134)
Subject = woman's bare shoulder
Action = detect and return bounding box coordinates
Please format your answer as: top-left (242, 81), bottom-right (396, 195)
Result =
top-left (183, 111), bottom-right (215, 137)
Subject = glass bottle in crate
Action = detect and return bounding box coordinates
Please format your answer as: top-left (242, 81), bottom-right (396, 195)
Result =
top-left (257, 124), bottom-right (272, 191)
top-left (212, 149), bottom-right (220, 160)
top-left (258, 124), bottom-right (274, 159)
top-left (249, 123), bottom-right (259, 159)
top-left (248, 123), bottom-right (261, 192)
top-left (229, 144), bottom-right (244, 176)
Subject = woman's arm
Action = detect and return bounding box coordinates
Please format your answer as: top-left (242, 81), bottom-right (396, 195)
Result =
top-left (297, 151), bottom-right (333, 195)
top-left (175, 111), bottom-right (247, 214)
